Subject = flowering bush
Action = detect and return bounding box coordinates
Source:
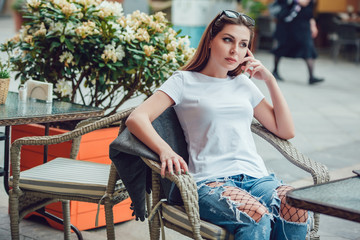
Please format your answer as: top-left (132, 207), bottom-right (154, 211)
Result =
top-left (1, 0), bottom-right (195, 115)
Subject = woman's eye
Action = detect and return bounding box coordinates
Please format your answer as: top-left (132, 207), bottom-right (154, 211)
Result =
top-left (240, 42), bottom-right (248, 48)
top-left (223, 37), bottom-right (232, 42)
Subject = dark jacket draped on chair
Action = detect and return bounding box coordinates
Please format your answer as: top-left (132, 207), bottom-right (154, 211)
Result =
top-left (109, 108), bottom-right (189, 221)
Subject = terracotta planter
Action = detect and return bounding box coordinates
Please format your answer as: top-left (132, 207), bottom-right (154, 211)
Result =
top-left (13, 11), bottom-right (24, 31)
top-left (11, 124), bottom-right (134, 231)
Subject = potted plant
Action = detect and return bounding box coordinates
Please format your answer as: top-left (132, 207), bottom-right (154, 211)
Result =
top-left (1, 0), bottom-right (195, 119)
top-left (0, 59), bottom-right (10, 104)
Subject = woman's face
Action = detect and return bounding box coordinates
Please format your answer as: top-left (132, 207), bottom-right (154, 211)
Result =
top-left (207, 24), bottom-right (251, 75)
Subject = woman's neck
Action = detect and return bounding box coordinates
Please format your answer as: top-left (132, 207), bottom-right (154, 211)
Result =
top-left (200, 65), bottom-right (228, 79)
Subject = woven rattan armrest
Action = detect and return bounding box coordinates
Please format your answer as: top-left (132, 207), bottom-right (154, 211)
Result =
top-left (141, 157), bottom-right (202, 240)
top-left (251, 120), bottom-right (330, 185)
top-left (251, 120), bottom-right (329, 239)
top-left (10, 108), bottom-right (134, 192)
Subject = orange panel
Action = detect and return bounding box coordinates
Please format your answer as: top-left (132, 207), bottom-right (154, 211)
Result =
top-left (77, 127), bottom-right (118, 160)
top-left (72, 198), bottom-right (134, 230)
top-left (317, 0), bottom-right (347, 13)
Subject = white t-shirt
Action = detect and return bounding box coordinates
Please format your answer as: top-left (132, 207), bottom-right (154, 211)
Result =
top-left (158, 71), bottom-right (269, 182)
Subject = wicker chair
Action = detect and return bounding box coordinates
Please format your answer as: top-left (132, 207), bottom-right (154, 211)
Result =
top-left (113, 108), bottom-right (330, 240)
top-left (9, 108), bottom-right (134, 240)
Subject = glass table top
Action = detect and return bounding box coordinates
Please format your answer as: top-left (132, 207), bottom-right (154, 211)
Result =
top-left (287, 176), bottom-right (360, 222)
top-left (0, 92), bottom-right (104, 126)
top-left (290, 177), bottom-right (360, 211)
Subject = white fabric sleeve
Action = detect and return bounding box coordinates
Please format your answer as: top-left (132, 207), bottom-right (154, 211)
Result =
top-left (245, 77), bottom-right (264, 108)
top-left (157, 71), bottom-right (184, 105)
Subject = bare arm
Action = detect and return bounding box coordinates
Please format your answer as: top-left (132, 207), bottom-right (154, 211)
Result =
top-left (125, 91), bottom-right (189, 177)
top-left (310, 18), bottom-right (318, 38)
top-left (243, 49), bottom-right (295, 139)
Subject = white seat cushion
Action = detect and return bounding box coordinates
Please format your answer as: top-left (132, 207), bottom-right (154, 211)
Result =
top-left (162, 203), bottom-right (234, 240)
top-left (9, 158), bottom-right (123, 198)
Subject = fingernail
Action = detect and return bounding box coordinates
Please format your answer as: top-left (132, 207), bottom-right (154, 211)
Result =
top-left (170, 171), bottom-right (174, 175)
top-left (186, 171), bottom-right (189, 175)
top-left (178, 171), bottom-right (181, 175)
top-left (161, 174), bottom-right (165, 179)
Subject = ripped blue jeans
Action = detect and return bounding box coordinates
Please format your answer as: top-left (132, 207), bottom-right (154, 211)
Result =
top-left (197, 174), bottom-right (309, 240)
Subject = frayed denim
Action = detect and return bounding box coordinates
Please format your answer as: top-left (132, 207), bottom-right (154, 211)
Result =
top-left (197, 174), bottom-right (309, 240)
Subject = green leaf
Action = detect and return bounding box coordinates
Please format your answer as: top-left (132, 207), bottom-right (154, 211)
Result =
top-left (60, 35), bottom-right (65, 43)
top-left (106, 63), bottom-right (116, 71)
top-left (64, 38), bottom-right (74, 51)
top-left (133, 55), bottom-right (143, 61)
top-left (50, 41), bottom-right (61, 52)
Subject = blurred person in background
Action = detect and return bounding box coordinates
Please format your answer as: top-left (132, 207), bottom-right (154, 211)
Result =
top-left (272, 0), bottom-right (324, 85)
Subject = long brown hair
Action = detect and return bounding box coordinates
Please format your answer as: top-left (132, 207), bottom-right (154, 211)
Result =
top-left (182, 11), bottom-right (255, 76)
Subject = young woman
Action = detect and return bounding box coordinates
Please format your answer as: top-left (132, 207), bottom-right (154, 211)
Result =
top-left (126, 10), bottom-right (309, 240)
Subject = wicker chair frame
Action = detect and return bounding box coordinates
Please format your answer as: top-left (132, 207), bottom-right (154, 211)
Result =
top-left (9, 108), bottom-right (134, 240)
top-left (142, 119), bottom-right (330, 240)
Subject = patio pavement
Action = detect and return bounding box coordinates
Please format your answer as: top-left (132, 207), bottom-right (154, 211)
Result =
top-left (1, 14), bottom-right (360, 240)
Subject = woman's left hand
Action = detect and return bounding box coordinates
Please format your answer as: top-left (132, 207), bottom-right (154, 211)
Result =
top-left (242, 49), bottom-right (274, 82)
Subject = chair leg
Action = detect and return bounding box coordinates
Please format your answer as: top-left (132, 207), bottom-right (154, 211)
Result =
top-left (62, 200), bottom-right (71, 240)
top-left (309, 212), bottom-right (320, 240)
top-left (332, 42), bottom-right (340, 63)
top-left (149, 171), bottom-right (161, 240)
top-left (146, 192), bottom-right (153, 230)
top-left (9, 190), bottom-right (20, 240)
top-left (104, 201), bottom-right (115, 240)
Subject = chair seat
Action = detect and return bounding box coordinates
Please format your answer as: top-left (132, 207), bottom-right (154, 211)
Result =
top-left (162, 203), bottom-right (234, 240)
top-left (9, 158), bottom-right (125, 198)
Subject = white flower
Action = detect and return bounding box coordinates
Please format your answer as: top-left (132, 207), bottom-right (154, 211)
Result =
top-left (120, 26), bottom-right (135, 42)
top-left (143, 45), bottom-right (155, 57)
top-left (109, 21), bottom-right (121, 32)
top-left (65, 22), bottom-right (76, 35)
top-left (59, 51), bottom-right (74, 67)
top-left (162, 51), bottom-right (177, 63)
top-left (96, 1), bottom-right (123, 18)
top-left (27, 0), bottom-right (41, 8)
top-left (178, 36), bottom-right (191, 50)
top-left (135, 28), bottom-right (150, 42)
top-left (75, 21), bottom-right (97, 38)
top-left (54, 80), bottom-right (72, 97)
top-left (49, 21), bottom-right (64, 33)
top-left (75, 0), bottom-right (100, 7)
top-left (101, 42), bottom-right (124, 63)
top-left (115, 45), bottom-right (125, 61)
top-left (166, 40), bottom-right (178, 52)
top-left (34, 22), bottom-right (47, 36)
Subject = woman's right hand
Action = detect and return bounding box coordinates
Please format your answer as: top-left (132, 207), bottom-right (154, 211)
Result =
top-left (159, 149), bottom-right (189, 178)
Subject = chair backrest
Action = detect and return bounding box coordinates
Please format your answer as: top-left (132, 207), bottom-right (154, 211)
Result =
top-left (109, 107), bottom-right (189, 219)
top-left (333, 17), bottom-right (359, 40)
top-left (110, 107), bottom-right (188, 163)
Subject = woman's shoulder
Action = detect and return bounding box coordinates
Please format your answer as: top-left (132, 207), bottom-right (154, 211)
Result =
top-left (172, 70), bottom-right (196, 78)
top-left (168, 70), bottom-right (199, 83)
top-left (234, 74), bottom-right (261, 89)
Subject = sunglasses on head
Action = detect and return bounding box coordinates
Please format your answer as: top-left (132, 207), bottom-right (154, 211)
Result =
top-left (219, 10), bottom-right (255, 26)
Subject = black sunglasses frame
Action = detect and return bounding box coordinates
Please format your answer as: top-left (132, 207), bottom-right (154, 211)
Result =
top-left (219, 10), bottom-right (255, 26)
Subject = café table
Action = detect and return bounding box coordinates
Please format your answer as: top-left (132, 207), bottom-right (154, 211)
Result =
top-left (0, 91), bottom-right (104, 239)
top-left (286, 175), bottom-right (360, 223)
